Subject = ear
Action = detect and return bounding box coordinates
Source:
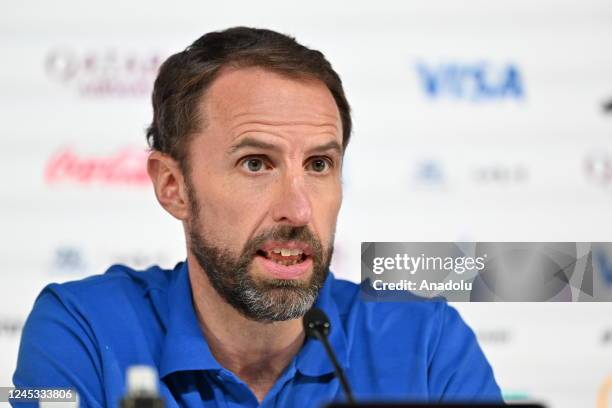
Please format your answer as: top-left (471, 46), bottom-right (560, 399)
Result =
top-left (147, 151), bottom-right (190, 221)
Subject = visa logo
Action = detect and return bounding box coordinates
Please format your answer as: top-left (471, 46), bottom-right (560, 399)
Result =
top-left (595, 251), bottom-right (612, 286)
top-left (416, 61), bottom-right (525, 101)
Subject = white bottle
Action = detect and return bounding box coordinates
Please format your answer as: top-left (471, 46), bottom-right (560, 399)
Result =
top-left (120, 365), bottom-right (165, 408)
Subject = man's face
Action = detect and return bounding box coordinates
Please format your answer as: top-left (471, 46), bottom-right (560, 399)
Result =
top-left (184, 67), bottom-right (343, 322)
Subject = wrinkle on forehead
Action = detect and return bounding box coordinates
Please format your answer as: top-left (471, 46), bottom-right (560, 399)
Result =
top-left (200, 67), bottom-right (342, 141)
top-left (228, 118), bottom-right (340, 143)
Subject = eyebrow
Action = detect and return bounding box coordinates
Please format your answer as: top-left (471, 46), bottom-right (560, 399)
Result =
top-left (229, 137), bottom-right (279, 154)
top-left (228, 137), bottom-right (343, 156)
top-left (307, 140), bottom-right (343, 156)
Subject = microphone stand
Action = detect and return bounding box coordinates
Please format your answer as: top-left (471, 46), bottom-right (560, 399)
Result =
top-left (304, 308), bottom-right (356, 404)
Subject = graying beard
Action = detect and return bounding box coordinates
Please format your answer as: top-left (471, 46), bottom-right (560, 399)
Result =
top-left (237, 284), bottom-right (318, 322)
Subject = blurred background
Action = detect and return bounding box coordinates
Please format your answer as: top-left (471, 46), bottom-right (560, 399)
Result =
top-left (1, 0), bottom-right (611, 407)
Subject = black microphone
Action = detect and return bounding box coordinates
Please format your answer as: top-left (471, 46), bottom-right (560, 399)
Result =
top-left (303, 308), bottom-right (356, 404)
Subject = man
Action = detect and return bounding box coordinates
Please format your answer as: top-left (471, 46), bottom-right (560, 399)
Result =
top-left (14, 27), bottom-right (502, 407)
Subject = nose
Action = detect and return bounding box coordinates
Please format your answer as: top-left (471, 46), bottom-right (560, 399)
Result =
top-left (270, 172), bottom-right (312, 227)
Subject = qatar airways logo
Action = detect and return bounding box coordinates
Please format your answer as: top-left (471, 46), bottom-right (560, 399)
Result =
top-left (44, 146), bottom-right (149, 186)
top-left (44, 49), bottom-right (164, 97)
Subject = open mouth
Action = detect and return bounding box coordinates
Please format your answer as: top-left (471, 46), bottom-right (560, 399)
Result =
top-left (254, 241), bottom-right (315, 279)
top-left (256, 248), bottom-right (309, 266)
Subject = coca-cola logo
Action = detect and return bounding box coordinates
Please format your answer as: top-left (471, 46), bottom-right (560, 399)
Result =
top-left (44, 146), bottom-right (150, 186)
top-left (44, 48), bottom-right (164, 97)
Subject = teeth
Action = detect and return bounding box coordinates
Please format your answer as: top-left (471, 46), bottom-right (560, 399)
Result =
top-left (270, 248), bottom-right (304, 257)
top-left (274, 259), bottom-right (299, 266)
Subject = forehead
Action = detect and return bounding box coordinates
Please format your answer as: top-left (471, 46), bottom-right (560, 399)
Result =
top-left (200, 66), bottom-right (342, 139)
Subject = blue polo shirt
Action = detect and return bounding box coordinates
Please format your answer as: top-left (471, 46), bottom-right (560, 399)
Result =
top-left (13, 262), bottom-right (502, 407)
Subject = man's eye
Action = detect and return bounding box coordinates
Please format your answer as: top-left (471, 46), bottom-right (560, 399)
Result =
top-left (242, 158), bottom-right (266, 172)
top-left (308, 158), bottom-right (331, 173)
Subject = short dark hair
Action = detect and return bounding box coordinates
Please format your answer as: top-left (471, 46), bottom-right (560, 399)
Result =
top-left (146, 26), bottom-right (352, 171)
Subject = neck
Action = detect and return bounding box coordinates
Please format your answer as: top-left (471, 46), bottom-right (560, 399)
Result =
top-left (187, 255), bottom-right (305, 402)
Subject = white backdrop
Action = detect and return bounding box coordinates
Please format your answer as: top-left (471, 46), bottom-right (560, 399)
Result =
top-left (1, 1), bottom-right (612, 407)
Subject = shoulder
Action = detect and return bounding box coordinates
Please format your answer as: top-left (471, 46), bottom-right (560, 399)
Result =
top-left (14, 264), bottom-right (178, 406)
top-left (26, 262), bottom-right (179, 352)
top-left (16, 264), bottom-right (178, 377)
top-left (41, 263), bottom-right (175, 310)
top-left (52, 262), bottom-right (175, 294)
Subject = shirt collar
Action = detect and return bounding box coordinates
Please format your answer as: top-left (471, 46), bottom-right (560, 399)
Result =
top-left (159, 262), bottom-right (221, 379)
top-left (159, 262), bottom-right (349, 379)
